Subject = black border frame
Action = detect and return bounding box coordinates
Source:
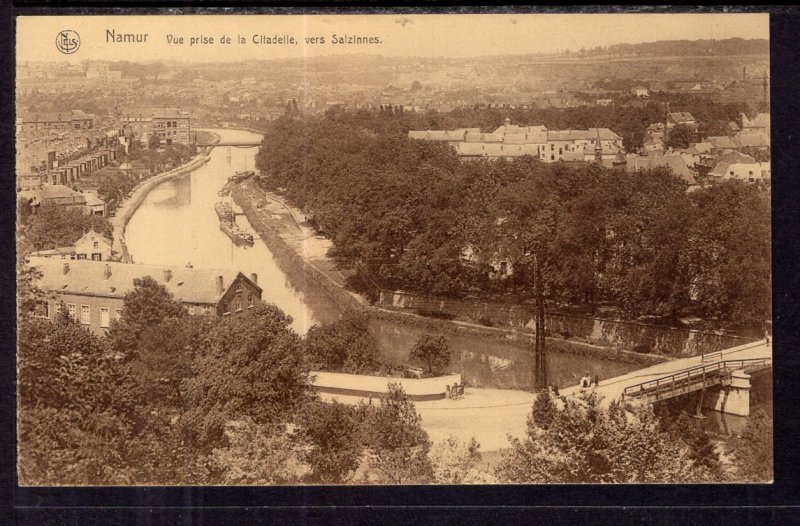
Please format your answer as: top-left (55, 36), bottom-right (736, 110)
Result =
top-left (4, 5), bottom-right (800, 523)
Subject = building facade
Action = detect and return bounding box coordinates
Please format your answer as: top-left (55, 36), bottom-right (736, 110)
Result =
top-left (29, 257), bottom-right (262, 335)
top-left (409, 118), bottom-right (623, 162)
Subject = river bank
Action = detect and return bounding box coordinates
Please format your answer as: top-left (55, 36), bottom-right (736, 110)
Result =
top-left (231, 183), bottom-right (361, 325)
top-left (110, 138), bottom-right (218, 263)
top-left (230, 180), bottom-right (660, 389)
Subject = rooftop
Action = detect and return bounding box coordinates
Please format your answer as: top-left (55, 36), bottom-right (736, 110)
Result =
top-left (28, 257), bottom-right (260, 305)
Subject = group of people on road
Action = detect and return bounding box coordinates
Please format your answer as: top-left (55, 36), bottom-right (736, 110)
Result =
top-left (579, 372), bottom-right (600, 390)
top-left (446, 382), bottom-right (466, 399)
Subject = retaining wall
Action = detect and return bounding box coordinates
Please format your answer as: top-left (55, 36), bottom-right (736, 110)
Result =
top-left (378, 290), bottom-right (754, 358)
top-left (311, 370), bottom-right (463, 401)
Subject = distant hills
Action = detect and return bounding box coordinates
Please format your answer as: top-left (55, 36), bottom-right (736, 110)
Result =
top-left (579, 38), bottom-right (769, 57)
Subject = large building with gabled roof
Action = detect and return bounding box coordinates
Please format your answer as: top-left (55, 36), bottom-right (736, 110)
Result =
top-left (408, 117), bottom-right (623, 163)
top-left (28, 257), bottom-right (262, 335)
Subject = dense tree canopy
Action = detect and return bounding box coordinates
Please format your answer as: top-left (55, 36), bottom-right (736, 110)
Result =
top-left (256, 110), bottom-right (770, 331)
top-left (24, 203), bottom-right (113, 251)
top-left (182, 304), bottom-right (310, 448)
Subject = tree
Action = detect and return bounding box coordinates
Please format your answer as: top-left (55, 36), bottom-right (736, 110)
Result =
top-left (495, 392), bottom-right (707, 483)
top-left (294, 401), bottom-right (364, 483)
top-left (409, 335), bottom-right (451, 376)
top-left (127, 317), bottom-right (210, 417)
top-left (363, 384), bottom-right (433, 484)
top-left (687, 182), bottom-right (771, 331)
top-left (25, 203), bottom-right (113, 251)
top-left (304, 311), bottom-right (379, 374)
top-left (666, 123), bottom-right (694, 149)
top-left (209, 418), bottom-right (298, 484)
top-left (728, 408), bottom-right (773, 482)
top-left (17, 312), bottom-right (137, 485)
top-left (148, 133), bottom-right (162, 149)
top-left (108, 275), bottom-right (187, 354)
top-left (429, 435), bottom-right (495, 484)
top-left (182, 304), bottom-right (310, 448)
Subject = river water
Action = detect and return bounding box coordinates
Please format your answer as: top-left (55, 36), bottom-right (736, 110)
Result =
top-left (126, 128), bottom-right (317, 334)
top-left (125, 128), bottom-right (641, 389)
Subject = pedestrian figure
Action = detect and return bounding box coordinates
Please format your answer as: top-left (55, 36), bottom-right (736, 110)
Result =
top-left (445, 384), bottom-right (451, 399)
top-left (594, 375), bottom-right (600, 388)
top-left (580, 373), bottom-right (591, 390)
top-left (765, 328), bottom-right (770, 345)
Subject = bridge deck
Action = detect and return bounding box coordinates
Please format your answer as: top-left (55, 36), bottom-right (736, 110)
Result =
top-left (560, 340), bottom-right (772, 405)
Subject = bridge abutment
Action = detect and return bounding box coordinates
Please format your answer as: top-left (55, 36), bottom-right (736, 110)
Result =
top-left (702, 369), bottom-right (751, 417)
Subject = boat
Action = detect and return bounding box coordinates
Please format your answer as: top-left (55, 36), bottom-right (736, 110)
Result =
top-left (218, 180), bottom-right (233, 197)
top-left (214, 202), bottom-right (234, 222)
top-left (230, 170), bottom-right (255, 183)
top-left (219, 220), bottom-right (254, 246)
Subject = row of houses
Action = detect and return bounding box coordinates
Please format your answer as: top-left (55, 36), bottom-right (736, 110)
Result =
top-left (409, 118), bottom-right (624, 163)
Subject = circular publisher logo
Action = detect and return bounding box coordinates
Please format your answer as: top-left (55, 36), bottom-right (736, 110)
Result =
top-left (56, 30), bottom-right (81, 54)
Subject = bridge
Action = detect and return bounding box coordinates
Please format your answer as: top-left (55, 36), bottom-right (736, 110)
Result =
top-left (561, 340), bottom-right (772, 416)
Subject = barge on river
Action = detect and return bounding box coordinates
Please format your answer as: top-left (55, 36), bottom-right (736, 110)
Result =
top-left (215, 201), bottom-right (254, 246)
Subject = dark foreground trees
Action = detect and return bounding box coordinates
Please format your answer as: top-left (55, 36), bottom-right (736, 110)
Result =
top-left (495, 390), bottom-right (720, 483)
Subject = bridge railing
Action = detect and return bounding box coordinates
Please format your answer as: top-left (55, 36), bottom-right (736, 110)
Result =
top-left (621, 358), bottom-right (771, 403)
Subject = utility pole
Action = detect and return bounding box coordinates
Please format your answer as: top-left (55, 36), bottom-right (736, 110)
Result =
top-left (533, 253), bottom-right (547, 389)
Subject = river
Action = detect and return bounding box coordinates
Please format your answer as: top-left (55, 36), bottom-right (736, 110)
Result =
top-left (125, 128), bottom-right (317, 334)
top-left (125, 127), bottom-right (642, 389)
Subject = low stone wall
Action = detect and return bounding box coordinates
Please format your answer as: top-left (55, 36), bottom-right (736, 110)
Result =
top-left (311, 370), bottom-right (463, 401)
top-left (378, 290), bottom-right (754, 358)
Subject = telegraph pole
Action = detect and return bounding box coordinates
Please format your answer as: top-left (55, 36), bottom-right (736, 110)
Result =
top-left (533, 253), bottom-right (547, 389)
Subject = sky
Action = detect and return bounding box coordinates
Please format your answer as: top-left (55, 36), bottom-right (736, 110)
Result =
top-left (17, 13), bottom-right (769, 64)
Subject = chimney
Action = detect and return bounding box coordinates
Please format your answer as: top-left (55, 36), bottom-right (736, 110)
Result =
top-left (104, 264), bottom-right (112, 279)
top-left (216, 275), bottom-right (224, 295)
top-left (63, 262), bottom-right (70, 274)
top-left (163, 269), bottom-right (173, 283)
top-left (250, 273), bottom-right (258, 285)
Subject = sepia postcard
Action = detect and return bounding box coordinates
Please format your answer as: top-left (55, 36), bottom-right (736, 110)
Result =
top-left (15, 12), bottom-right (772, 488)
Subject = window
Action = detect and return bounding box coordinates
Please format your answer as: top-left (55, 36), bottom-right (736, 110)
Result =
top-left (203, 305), bottom-right (212, 316)
top-left (115, 308), bottom-right (123, 320)
top-left (93, 241), bottom-right (99, 248)
top-left (223, 302), bottom-right (230, 314)
top-left (247, 292), bottom-right (254, 307)
top-left (92, 253), bottom-right (102, 261)
top-left (235, 298), bottom-right (242, 312)
top-left (67, 303), bottom-right (77, 320)
top-left (77, 254), bottom-right (87, 260)
top-left (80, 305), bottom-right (90, 325)
top-left (35, 300), bottom-right (50, 319)
top-left (100, 307), bottom-right (110, 328)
